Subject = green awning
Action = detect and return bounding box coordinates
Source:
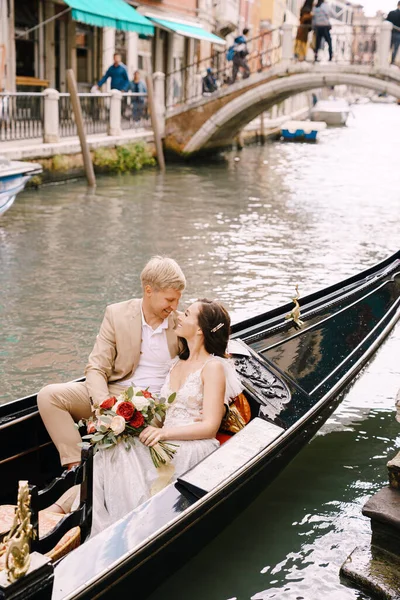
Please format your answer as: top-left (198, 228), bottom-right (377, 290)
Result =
top-left (148, 17), bottom-right (226, 45)
top-left (64, 0), bottom-right (154, 36)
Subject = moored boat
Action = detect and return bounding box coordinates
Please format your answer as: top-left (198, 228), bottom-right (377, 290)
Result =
top-left (310, 99), bottom-right (350, 126)
top-left (0, 251), bottom-right (400, 599)
top-left (0, 156), bottom-right (42, 215)
top-left (281, 120), bottom-right (327, 141)
top-left (370, 93), bottom-right (397, 104)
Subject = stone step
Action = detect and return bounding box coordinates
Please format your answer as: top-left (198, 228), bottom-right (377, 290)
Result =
top-left (340, 544), bottom-right (400, 600)
top-left (363, 486), bottom-right (400, 557)
top-left (387, 451), bottom-right (400, 490)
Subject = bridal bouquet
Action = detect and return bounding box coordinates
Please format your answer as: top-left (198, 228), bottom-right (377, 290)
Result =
top-left (77, 386), bottom-right (178, 468)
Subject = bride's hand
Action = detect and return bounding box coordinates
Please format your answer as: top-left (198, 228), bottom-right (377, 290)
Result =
top-left (139, 425), bottom-right (165, 447)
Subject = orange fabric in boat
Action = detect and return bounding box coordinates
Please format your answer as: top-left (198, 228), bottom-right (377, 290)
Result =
top-left (216, 432), bottom-right (232, 445)
top-left (232, 393), bottom-right (251, 423)
top-left (219, 393), bottom-right (251, 434)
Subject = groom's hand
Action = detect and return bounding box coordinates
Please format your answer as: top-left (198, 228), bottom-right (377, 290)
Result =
top-left (139, 425), bottom-right (165, 447)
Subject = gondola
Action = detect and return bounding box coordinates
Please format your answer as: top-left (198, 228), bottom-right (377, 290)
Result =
top-left (1, 250), bottom-right (400, 600)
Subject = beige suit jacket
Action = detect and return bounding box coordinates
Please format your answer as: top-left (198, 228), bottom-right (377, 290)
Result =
top-left (85, 298), bottom-right (180, 405)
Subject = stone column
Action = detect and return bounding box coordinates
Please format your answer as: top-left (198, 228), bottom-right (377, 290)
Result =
top-left (186, 37), bottom-right (196, 102)
top-left (0, 0), bottom-right (14, 91)
top-left (154, 28), bottom-right (165, 73)
top-left (67, 14), bottom-right (77, 75)
top-left (43, 88), bottom-right (60, 142)
top-left (126, 31), bottom-right (138, 78)
top-left (281, 23), bottom-right (294, 66)
top-left (375, 20), bottom-right (392, 69)
top-left (38, 0), bottom-right (45, 80)
top-left (58, 20), bottom-right (67, 91)
top-left (102, 27), bottom-right (115, 90)
top-left (153, 71), bottom-right (165, 137)
top-left (166, 32), bottom-right (175, 108)
top-left (44, 0), bottom-right (56, 88)
top-left (194, 73), bottom-right (203, 101)
top-left (108, 88), bottom-right (122, 136)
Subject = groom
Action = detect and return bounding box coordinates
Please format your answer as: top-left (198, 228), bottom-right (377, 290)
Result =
top-left (38, 256), bottom-right (185, 482)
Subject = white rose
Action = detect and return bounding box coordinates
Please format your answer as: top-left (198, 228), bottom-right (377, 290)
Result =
top-left (110, 415), bottom-right (126, 435)
top-left (133, 395), bottom-right (151, 411)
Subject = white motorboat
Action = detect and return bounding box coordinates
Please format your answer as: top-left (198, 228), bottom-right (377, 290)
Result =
top-left (0, 156), bottom-right (42, 215)
top-left (370, 93), bottom-right (396, 104)
top-left (310, 99), bottom-right (350, 126)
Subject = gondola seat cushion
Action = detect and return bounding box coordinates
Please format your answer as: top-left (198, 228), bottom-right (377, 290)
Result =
top-left (216, 432), bottom-right (232, 445)
top-left (0, 506), bottom-right (80, 566)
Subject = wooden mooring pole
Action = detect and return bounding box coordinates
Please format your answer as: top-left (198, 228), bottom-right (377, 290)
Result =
top-left (66, 69), bottom-right (96, 187)
top-left (145, 73), bottom-right (165, 172)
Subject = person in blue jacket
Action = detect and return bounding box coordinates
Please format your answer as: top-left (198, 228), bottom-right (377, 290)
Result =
top-left (96, 53), bottom-right (130, 91)
top-left (130, 71), bottom-right (147, 121)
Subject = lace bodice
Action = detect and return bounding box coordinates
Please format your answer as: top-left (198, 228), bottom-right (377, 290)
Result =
top-left (161, 360), bottom-right (205, 427)
top-left (92, 358), bottom-right (229, 535)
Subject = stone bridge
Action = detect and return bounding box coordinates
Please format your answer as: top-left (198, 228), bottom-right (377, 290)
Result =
top-left (162, 23), bottom-right (400, 155)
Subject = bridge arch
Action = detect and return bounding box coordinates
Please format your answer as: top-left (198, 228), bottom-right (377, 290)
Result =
top-left (183, 70), bottom-right (400, 154)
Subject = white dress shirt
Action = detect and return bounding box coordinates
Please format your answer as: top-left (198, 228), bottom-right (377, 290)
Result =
top-left (118, 304), bottom-right (172, 395)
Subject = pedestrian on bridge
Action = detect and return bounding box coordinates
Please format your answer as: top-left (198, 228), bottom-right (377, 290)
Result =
top-left (295, 0), bottom-right (314, 62)
top-left (312, 0), bottom-right (333, 63)
top-left (386, 1), bottom-right (400, 64)
top-left (231, 28), bottom-right (251, 83)
top-left (202, 68), bottom-right (218, 94)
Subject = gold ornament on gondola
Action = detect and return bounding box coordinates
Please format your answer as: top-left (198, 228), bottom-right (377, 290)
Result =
top-left (0, 481), bottom-right (34, 583)
top-left (285, 284), bottom-right (304, 328)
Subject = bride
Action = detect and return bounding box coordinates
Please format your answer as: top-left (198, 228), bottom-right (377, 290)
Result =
top-left (91, 298), bottom-right (242, 535)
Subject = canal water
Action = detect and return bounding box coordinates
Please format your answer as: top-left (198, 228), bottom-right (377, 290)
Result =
top-left (1, 102), bottom-right (400, 599)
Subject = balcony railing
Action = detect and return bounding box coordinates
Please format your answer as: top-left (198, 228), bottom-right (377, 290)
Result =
top-left (121, 93), bottom-right (151, 130)
top-left (0, 93), bottom-right (44, 141)
top-left (59, 93), bottom-right (111, 138)
top-left (0, 91), bottom-right (151, 142)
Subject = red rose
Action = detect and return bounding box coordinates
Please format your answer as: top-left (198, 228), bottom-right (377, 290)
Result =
top-left (142, 390), bottom-right (153, 398)
top-left (100, 396), bottom-right (117, 410)
top-left (129, 410), bottom-right (145, 429)
top-left (87, 421), bottom-right (97, 434)
top-left (116, 401), bottom-right (135, 421)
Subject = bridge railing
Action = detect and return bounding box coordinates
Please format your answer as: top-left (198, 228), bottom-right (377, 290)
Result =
top-left (165, 28), bottom-right (282, 110)
top-left (311, 24), bottom-right (380, 65)
top-left (166, 22), bottom-right (397, 111)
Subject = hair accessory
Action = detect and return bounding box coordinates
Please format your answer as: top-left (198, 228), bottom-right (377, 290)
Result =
top-left (211, 322), bottom-right (224, 333)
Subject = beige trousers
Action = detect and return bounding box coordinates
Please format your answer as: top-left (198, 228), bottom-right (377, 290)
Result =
top-left (37, 380), bottom-right (125, 467)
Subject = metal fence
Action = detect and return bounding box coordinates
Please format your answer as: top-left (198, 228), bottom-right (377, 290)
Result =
top-left (315, 25), bottom-right (380, 65)
top-left (165, 24), bottom-right (389, 110)
top-left (0, 93), bottom-right (44, 141)
top-left (165, 29), bottom-right (282, 109)
top-left (59, 93), bottom-right (111, 137)
top-left (121, 93), bottom-right (151, 130)
top-left (0, 91), bottom-right (151, 142)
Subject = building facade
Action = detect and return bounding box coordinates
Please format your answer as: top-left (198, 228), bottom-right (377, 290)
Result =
top-left (0, 0), bottom-right (229, 95)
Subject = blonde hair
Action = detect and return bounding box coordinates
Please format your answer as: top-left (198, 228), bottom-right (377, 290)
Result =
top-left (140, 256), bottom-right (186, 291)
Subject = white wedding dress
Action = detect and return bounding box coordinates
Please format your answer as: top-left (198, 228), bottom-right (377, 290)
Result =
top-left (91, 357), bottom-right (241, 536)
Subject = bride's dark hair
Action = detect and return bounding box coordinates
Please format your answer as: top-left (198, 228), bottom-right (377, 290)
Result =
top-left (179, 299), bottom-right (231, 360)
